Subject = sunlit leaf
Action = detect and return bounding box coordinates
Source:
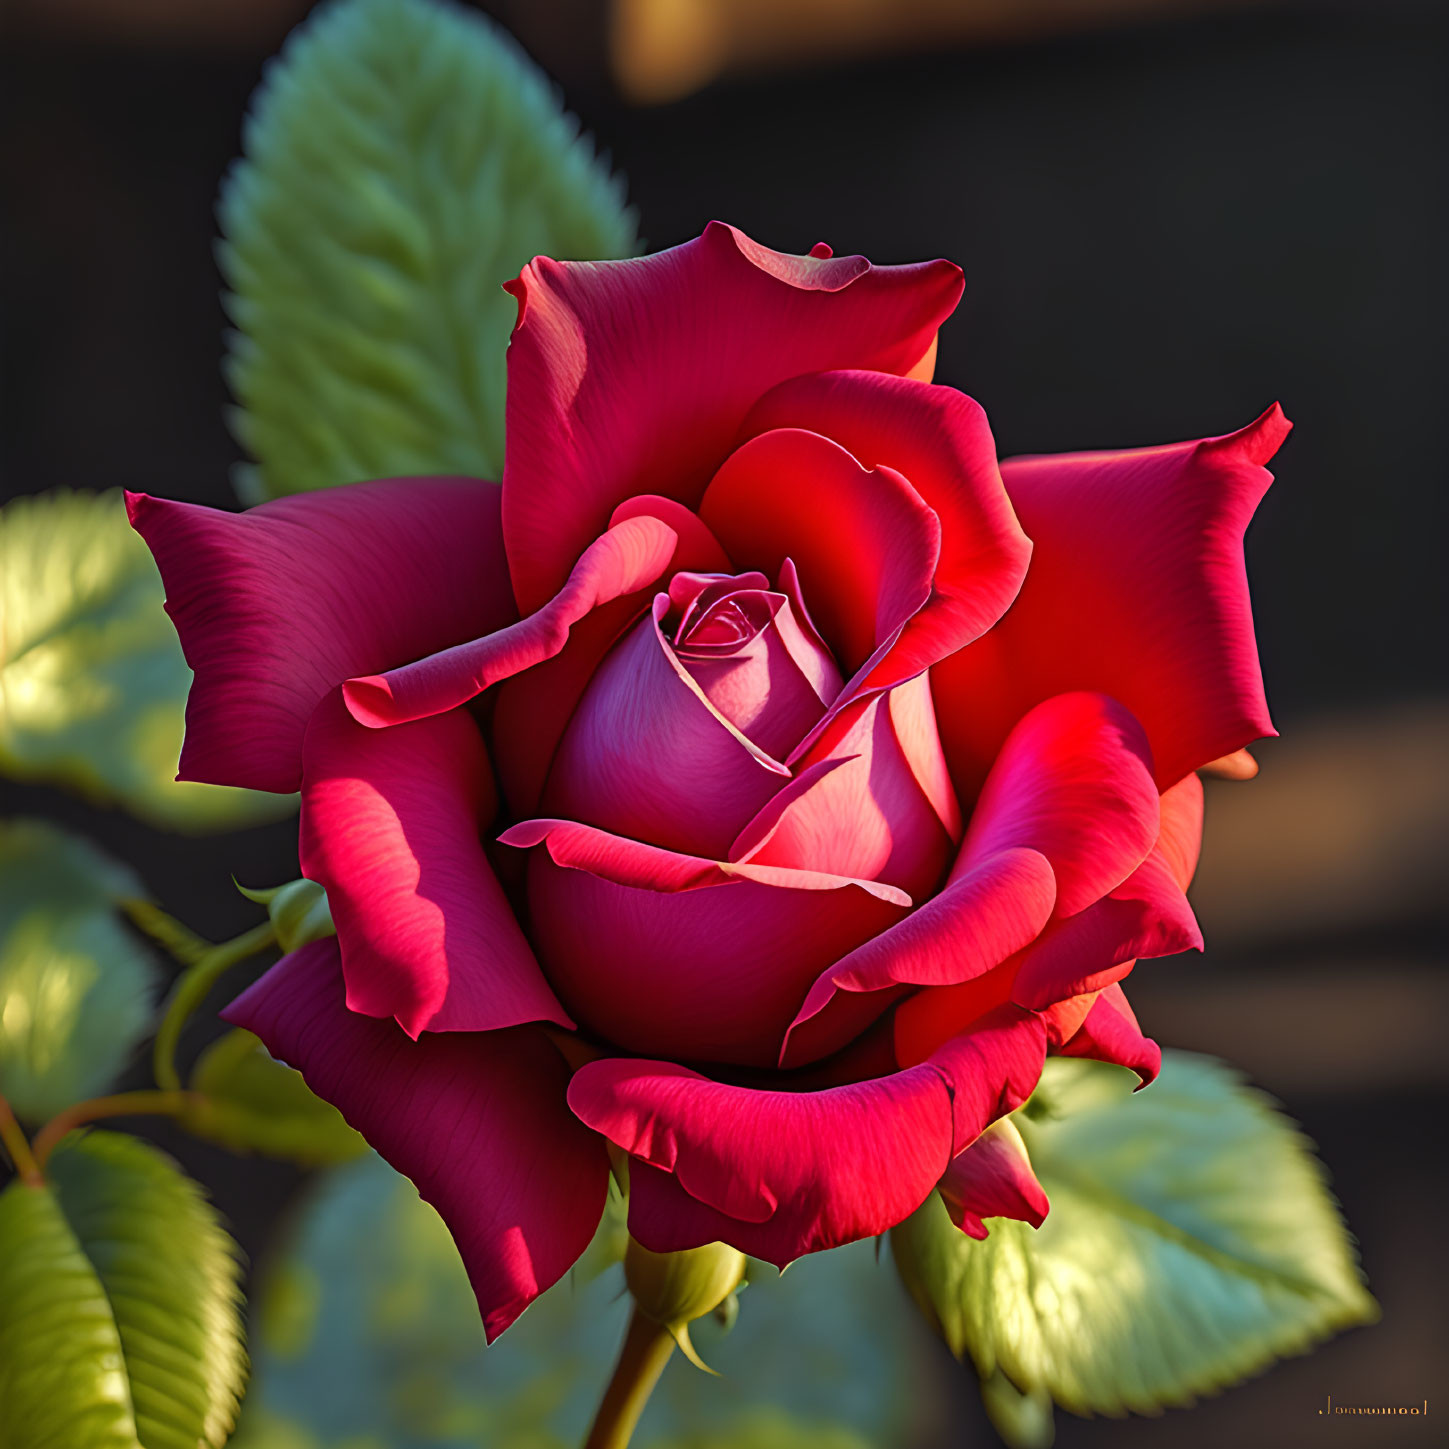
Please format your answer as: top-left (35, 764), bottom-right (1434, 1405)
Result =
top-left (220, 0), bottom-right (637, 503)
top-left (0, 820), bottom-right (155, 1121)
top-left (892, 1052), bottom-right (1379, 1440)
top-left (233, 1152), bottom-right (939, 1448)
top-left (0, 488), bottom-right (297, 831)
top-left (0, 1130), bottom-right (246, 1447)
top-left (183, 1028), bottom-right (366, 1167)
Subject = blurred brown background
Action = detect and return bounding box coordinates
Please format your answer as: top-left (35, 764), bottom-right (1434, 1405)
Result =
top-left (1, 0), bottom-right (1445, 1445)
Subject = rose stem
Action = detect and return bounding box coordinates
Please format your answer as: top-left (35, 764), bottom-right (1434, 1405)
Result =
top-left (0, 1096), bottom-right (41, 1185)
top-left (583, 1305), bottom-right (677, 1449)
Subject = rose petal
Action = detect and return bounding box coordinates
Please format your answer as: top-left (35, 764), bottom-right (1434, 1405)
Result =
top-left (939, 1117), bottom-right (1049, 1239)
top-left (738, 370), bottom-right (1031, 685)
top-left (571, 1007), bottom-right (1046, 1267)
top-left (543, 597), bottom-right (792, 858)
top-left (698, 427), bottom-right (941, 681)
top-left (934, 406), bottom-right (1289, 795)
top-left (343, 515), bottom-right (678, 728)
top-left (489, 501), bottom-right (731, 818)
top-left (1009, 772), bottom-right (1204, 1010)
top-left (730, 686), bottom-right (954, 898)
top-left (126, 478), bottom-right (513, 793)
top-left (1057, 981), bottom-right (1162, 1085)
top-left (500, 817), bottom-right (910, 1067)
top-left (781, 847), bottom-right (1055, 1068)
top-left (502, 221), bottom-right (962, 614)
top-left (962, 692), bottom-right (1160, 917)
top-left (223, 940), bottom-right (609, 1341)
top-left (299, 690), bottom-right (568, 1040)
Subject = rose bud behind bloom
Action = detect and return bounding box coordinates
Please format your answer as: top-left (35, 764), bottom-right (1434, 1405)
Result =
top-left (130, 222), bottom-right (1285, 1341)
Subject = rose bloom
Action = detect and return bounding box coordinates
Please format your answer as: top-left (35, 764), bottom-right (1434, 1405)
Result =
top-left (131, 224), bottom-right (1285, 1340)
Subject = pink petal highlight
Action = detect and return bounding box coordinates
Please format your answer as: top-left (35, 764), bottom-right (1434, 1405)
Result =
top-left (569, 1006), bottom-right (1045, 1267)
top-left (300, 691), bottom-right (569, 1039)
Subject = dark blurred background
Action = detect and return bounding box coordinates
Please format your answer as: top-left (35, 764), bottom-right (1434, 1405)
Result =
top-left (2, 0), bottom-right (1445, 1445)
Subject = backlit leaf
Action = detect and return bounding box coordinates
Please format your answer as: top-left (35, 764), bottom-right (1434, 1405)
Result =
top-left (0, 488), bottom-right (297, 831)
top-left (0, 1130), bottom-right (247, 1447)
top-left (0, 820), bottom-right (154, 1121)
top-left (221, 0), bottom-right (637, 502)
top-left (891, 1052), bottom-right (1378, 1439)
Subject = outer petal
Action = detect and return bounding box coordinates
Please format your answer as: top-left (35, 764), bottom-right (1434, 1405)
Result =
top-left (1057, 982), bottom-right (1162, 1085)
top-left (939, 1117), bottom-right (1049, 1239)
top-left (126, 478), bottom-right (514, 793)
top-left (502, 222), bottom-right (963, 614)
top-left (300, 690), bottom-right (568, 1040)
top-left (962, 692), bottom-right (1159, 917)
top-left (223, 940), bottom-right (609, 1341)
top-left (698, 427), bottom-right (941, 681)
top-left (500, 818), bottom-right (909, 1068)
top-left (571, 1007), bottom-right (1047, 1267)
top-left (738, 370), bottom-right (1031, 682)
top-left (788, 691), bottom-right (1157, 1065)
top-left (1009, 772), bottom-right (1204, 1010)
top-left (934, 407), bottom-right (1289, 795)
top-left (543, 597), bottom-right (791, 859)
top-left (343, 515), bottom-right (677, 728)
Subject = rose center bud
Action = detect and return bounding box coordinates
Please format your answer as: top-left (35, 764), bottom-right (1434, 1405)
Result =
top-left (667, 567), bottom-right (843, 762)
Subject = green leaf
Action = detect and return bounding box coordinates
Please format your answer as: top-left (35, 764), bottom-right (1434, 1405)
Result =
top-left (0, 820), bottom-right (156, 1121)
top-left (891, 1052), bottom-right (1379, 1437)
top-left (183, 1028), bottom-right (367, 1167)
top-left (0, 488), bottom-right (297, 831)
top-left (220, 0), bottom-right (637, 503)
top-left (233, 1153), bottom-right (940, 1449)
top-left (0, 1130), bottom-right (247, 1448)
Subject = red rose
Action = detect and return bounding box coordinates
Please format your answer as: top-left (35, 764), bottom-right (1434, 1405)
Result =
top-left (130, 222), bottom-right (1285, 1340)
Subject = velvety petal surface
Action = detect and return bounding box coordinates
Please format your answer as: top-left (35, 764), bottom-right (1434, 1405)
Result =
top-left (489, 499), bottom-right (732, 818)
top-left (786, 690), bottom-right (1157, 1065)
top-left (502, 222), bottom-right (962, 614)
top-left (1008, 772), bottom-right (1204, 1010)
top-left (126, 478), bottom-right (514, 793)
top-left (223, 940), bottom-right (609, 1341)
top-left (501, 818), bottom-right (909, 1067)
top-left (938, 1116), bottom-right (1050, 1239)
top-left (300, 690), bottom-right (568, 1040)
top-left (343, 515), bottom-right (678, 728)
top-left (543, 597), bottom-right (791, 858)
top-left (698, 427), bottom-right (941, 682)
top-left (1057, 982), bottom-right (1163, 1085)
top-left (569, 1007), bottom-right (1047, 1266)
top-left (934, 407), bottom-right (1289, 795)
top-left (738, 370), bottom-right (1031, 683)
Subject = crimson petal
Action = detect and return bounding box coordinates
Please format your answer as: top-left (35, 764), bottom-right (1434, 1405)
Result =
top-left (224, 941), bottom-right (609, 1341)
top-left (126, 478), bottom-right (514, 793)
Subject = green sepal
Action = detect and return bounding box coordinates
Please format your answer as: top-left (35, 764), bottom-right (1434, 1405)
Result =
top-left (183, 1028), bottom-right (366, 1167)
top-left (220, 0), bottom-right (637, 502)
top-left (891, 1052), bottom-right (1378, 1440)
top-left (0, 488), bottom-right (297, 831)
top-left (0, 820), bottom-right (155, 1121)
top-left (235, 878), bottom-right (335, 953)
top-left (0, 1130), bottom-right (247, 1448)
